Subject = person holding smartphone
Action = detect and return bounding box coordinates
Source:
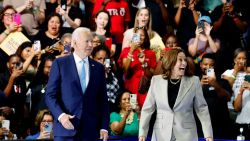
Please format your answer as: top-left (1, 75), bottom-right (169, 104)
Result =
top-left (0, 54), bottom-right (28, 138)
top-left (109, 90), bottom-right (140, 136)
top-left (199, 53), bottom-right (234, 139)
top-left (26, 109), bottom-right (54, 139)
top-left (233, 74), bottom-right (250, 140)
top-left (118, 27), bottom-right (157, 108)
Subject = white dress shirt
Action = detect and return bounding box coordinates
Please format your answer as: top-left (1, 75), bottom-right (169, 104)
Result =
top-left (73, 53), bottom-right (90, 87)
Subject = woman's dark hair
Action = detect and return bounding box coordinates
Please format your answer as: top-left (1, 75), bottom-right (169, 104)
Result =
top-left (15, 41), bottom-right (33, 59)
top-left (91, 44), bottom-right (111, 58)
top-left (134, 27), bottom-right (150, 50)
top-left (233, 48), bottom-right (248, 60)
top-left (95, 10), bottom-right (111, 37)
top-left (30, 55), bottom-right (55, 87)
top-left (164, 33), bottom-right (179, 47)
top-left (0, 5), bottom-right (17, 30)
top-left (232, 48), bottom-right (248, 67)
top-left (162, 48), bottom-right (193, 79)
top-left (113, 89), bottom-right (132, 113)
top-left (44, 13), bottom-right (63, 31)
top-left (0, 5), bottom-right (17, 22)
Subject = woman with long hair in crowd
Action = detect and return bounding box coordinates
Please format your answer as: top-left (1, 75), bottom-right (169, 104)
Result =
top-left (122, 7), bottom-right (165, 60)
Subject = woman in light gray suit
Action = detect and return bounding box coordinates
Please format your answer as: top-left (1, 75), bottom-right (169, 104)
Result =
top-left (139, 48), bottom-right (213, 141)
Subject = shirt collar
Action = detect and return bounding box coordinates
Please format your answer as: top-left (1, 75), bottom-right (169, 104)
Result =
top-left (73, 52), bottom-right (89, 63)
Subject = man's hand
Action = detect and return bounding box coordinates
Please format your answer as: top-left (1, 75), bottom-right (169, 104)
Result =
top-left (59, 114), bottom-right (75, 130)
top-left (99, 130), bottom-right (108, 141)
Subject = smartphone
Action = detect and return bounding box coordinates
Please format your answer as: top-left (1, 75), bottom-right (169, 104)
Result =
top-left (13, 13), bottom-right (21, 25)
top-left (15, 62), bottom-right (23, 70)
top-left (2, 120), bottom-right (10, 130)
top-left (185, 0), bottom-right (190, 7)
top-left (244, 75), bottom-right (250, 82)
top-left (130, 94), bottom-right (137, 109)
top-left (33, 40), bottom-right (41, 52)
top-left (104, 59), bottom-right (110, 68)
top-left (49, 41), bottom-right (60, 49)
top-left (44, 122), bottom-right (53, 132)
top-left (197, 21), bottom-right (205, 34)
top-left (132, 33), bottom-right (140, 43)
top-left (206, 68), bottom-right (214, 77)
top-left (61, 0), bottom-right (67, 11)
top-left (64, 44), bottom-right (71, 54)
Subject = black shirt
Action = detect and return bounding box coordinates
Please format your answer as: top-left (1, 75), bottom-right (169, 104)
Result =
top-left (168, 79), bottom-right (181, 109)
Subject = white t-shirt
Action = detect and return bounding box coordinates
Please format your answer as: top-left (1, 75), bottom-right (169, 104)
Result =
top-left (221, 69), bottom-right (246, 109)
top-left (235, 89), bottom-right (250, 124)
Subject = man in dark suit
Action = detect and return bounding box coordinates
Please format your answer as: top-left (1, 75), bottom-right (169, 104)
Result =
top-left (45, 27), bottom-right (109, 141)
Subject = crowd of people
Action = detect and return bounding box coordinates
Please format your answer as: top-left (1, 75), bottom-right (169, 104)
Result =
top-left (0, 0), bottom-right (250, 140)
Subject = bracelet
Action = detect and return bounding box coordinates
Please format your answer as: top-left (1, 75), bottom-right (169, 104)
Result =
top-left (231, 75), bottom-right (236, 80)
top-left (41, 49), bottom-right (46, 54)
top-left (3, 31), bottom-right (9, 36)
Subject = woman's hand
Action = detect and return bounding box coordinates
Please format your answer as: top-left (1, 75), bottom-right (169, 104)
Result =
top-left (204, 24), bottom-right (212, 36)
top-left (7, 22), bottom-right (19, 33)
top-left (139, 136), bottom-right (146, 141)
top-left (179, 0), bottom-right (186, 9)
top-left (38, 130), bottom-right (51, 139)
top-left (195, 27), bottom-right (203, 37)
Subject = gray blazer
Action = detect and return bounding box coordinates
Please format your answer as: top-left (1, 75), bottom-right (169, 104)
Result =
top-left (139, 75), bottom-right (213, 141)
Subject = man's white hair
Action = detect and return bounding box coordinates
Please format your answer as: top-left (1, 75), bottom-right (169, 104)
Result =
top-left (71, 27), bottom-right (91, 47)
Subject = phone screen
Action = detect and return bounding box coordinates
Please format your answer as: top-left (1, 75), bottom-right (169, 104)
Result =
top-left (44, 123), bottom-right (53, 132)
top-left (33, 40), bottom-right (41, 51)
top-left (61, 0), bottom-right (67, 11)
top-left (130, 94), bottom-right (137, 109)
top-left (132, 33), bottom-right (140, 43)
top-left (2, 120), bottom-right (10, 130)
top-left (206, 68), bottom-right (214, 77)
top-left (104, 59), bottom-right (110, 68)
top-left (198, 21), bottom-right (205, 34)
top-left (64, 44), bottom-right (71, 54)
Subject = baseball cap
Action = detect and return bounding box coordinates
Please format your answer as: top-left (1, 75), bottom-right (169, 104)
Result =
top-left (198, 16), bottom-right (212, 24)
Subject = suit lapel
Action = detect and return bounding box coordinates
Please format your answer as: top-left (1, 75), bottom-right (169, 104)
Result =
top-left (86, 57), bottom-right (95, 91)
top-left (173, 76), bottom-right (194, 109)
top-left (158, 77), bottom-right (172, 111)
top-left (69, 55), bottom-right (83, 94)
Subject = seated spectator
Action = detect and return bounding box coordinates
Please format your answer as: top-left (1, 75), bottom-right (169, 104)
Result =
top-left (233, 77), bottom-right (250, 139)
top-left (118, 27), bottom-right (156, 108)
top-left (110, 90), bottom-right (140, 136)
top-left (0, 5), bottom-right (23, 73)
top-left (188, 16), bottom-right (220, 64)
top-left (26, 109), bottom-right (53, 139)
top-left (92, 45), bottom-right (120, 111)
top-left (3, 0), bottom-right (46, 37)
top-left (29, 56), bottom-right (55, 122)
top-left (122, 8), bottom-right (165, 61)
top-left (56, 0), bottom-right (82, 33)
top-left (34, 13), bottom-right (63, 57)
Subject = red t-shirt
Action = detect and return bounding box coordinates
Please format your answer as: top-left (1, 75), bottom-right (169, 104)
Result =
top-left (93, 0), bottom-right (131, 43)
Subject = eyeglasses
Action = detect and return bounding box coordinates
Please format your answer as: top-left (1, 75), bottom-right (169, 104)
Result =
top-left (4, 13), bottom-right (16, 17)
top-left (42, 120), bottom-right (53, 123)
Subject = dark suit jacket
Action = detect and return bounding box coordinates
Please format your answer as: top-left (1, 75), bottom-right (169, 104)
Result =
top-left (45, 55), bottom-right (109, 140)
